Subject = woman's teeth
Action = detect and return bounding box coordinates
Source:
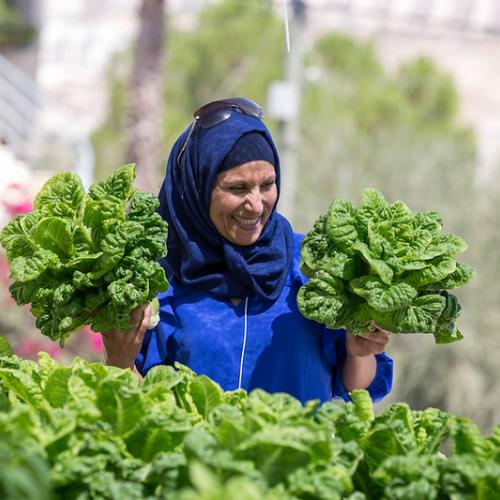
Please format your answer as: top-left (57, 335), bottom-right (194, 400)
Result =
top-left (234, 216), bottom-right (259, 226)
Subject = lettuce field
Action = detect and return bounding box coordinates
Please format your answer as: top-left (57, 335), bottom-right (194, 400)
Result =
top-left (0, 339), bottom-right (498, 500)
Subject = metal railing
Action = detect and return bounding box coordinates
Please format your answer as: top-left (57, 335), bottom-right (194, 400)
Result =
top-left (0, 53), bottom-right (95, 187)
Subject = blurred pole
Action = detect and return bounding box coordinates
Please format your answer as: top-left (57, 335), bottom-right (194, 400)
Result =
top-left (127, 0), bottom-right (166, 193)
top-left (269, 0), bottom-right (306, 223)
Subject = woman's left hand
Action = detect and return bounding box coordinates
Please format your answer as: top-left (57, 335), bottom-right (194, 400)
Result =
top-left (346, 321), bottom-right (391, 357)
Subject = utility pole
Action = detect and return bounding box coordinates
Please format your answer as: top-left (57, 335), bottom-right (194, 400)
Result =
top-left (268, 0), bottom-right (306, 224)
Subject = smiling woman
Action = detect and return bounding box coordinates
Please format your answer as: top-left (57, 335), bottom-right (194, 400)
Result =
top-left (100, 97), bottom-right (394, 405)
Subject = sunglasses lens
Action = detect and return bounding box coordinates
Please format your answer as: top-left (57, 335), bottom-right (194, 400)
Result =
top-left (194, 98), bottom-right (263, 129)
top-left (198, 105), bottom-right (232, 128)
top-left (228, 97), bottom-right (264, 119)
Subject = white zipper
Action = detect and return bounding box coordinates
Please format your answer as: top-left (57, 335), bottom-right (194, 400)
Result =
top-left (237, 297), bottom-right (249, 390)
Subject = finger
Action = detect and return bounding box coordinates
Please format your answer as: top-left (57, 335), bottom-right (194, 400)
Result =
top-left (371, 321), bottom-right (391, 336)
top-left (139, 304), bottom-right (152, 333)
top-left (129, 304), bottom-right (147, 329)
top-left (358, 328), bottom-right (389, 340)
top-left (370, 332), bottom-right (390, 345)
top-left (361, 332), bottom-right (390, 348)
top-left (370, 329), bottom-right (390, 341)
top-left (348, 336), bottom-right (385, 356)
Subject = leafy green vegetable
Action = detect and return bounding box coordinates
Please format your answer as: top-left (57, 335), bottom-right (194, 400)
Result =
top-left (297, 188), bottom-right (475, 343)
top-left (0, 336), bottom-right (13, 357)
top-left (1, 351), bottom-right (499, 499)
top-left (0, 165), bottom-right (169, 345)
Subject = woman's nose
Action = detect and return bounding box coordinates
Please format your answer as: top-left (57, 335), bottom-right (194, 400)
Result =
top-left (244, 191), bottom-right (263, 214)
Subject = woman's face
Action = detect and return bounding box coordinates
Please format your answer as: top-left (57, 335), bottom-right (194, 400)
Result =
top-left (209, 160), bottom-right (278, 246)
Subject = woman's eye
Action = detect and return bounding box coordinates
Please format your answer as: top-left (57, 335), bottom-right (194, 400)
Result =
top-left (262, 181), bottom-right (275, 190)
top-left (229, 186), bottom-right (245, 192)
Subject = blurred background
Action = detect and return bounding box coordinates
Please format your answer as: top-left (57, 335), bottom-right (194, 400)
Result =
top-left (1, 0), bottom-right (499, 432)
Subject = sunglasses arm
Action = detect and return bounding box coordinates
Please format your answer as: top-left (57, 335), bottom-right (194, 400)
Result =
top-left (176, 119), bottom-right (198, 168)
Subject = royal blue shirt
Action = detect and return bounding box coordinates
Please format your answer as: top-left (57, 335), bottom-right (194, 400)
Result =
top-left (136, 234), bottom-right (393, 404)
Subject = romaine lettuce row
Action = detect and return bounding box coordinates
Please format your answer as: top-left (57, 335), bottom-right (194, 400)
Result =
top-left (440, 419), bottom-right (500, 500)
top-left (0, 165), bottom-right (169, 345)
top-left (2, 351), bottom-right (500, 498)
top-left (440, 455), bottom-right (500, 499)
top-left (298, 188), bottom-right (475, 343)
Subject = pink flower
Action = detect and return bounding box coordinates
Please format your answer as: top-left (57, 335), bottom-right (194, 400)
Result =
top-left (1, 183), bottom-right (33, 217)
top-left (90, 333), bottom-right (103, 353)
top-left (45, 345), bottom-right (63, 358)
top-left (5, 200), bottom-right (33, 216)
top-left (15, 338), bottom-right (62, 360)
top-left (79, 325), bottom-right (103, 353)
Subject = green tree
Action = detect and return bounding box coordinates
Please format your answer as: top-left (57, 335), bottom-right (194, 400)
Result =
top-left (91, 0), bottom-right (284, 184)
top-left (296, 33), bottom-right (475, 233)
top-left (0, 0), bottom-right (36, 47)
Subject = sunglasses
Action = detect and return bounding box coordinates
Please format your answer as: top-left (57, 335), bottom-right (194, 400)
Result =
top-left (176, 97), bottom-right (264, 168)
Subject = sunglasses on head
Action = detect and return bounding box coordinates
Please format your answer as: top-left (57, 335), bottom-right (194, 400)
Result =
top-left (176, 97), bottom-right (264, 168)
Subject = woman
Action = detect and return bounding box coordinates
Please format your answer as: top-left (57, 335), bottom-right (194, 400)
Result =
top-left (102, 97), bottom-right (393, 404)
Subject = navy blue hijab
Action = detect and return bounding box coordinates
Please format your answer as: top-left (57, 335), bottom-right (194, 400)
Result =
top-left (158, 111), bottom-right (294, 302)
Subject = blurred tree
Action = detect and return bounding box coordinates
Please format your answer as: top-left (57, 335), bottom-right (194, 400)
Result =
top-left (127, 0), bottom-right (166, 192)
top-left (296, 34), bottom-right (475, 232)
top-left (396, 57), bottom-right (460, 131)
top-left (0, 0), bottom-right (36, 48)
top-left (92, 0), bottom-right (284, 184)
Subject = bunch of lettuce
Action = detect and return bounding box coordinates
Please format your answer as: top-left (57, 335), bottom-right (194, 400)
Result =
top-left (297, 188), bottom-right (475, 343)
top-left (0, 164), bottom-right (168, 345)
top-left (1, 345), bottom-right (500, 498)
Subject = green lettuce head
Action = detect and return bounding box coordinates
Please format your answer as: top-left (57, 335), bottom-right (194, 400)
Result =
top-left (297, 188), bottom-right (475, 343)
top-left (0, 165), bottom-right (169, 346)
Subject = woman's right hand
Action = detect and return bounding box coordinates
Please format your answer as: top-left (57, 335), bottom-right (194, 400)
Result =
top-left (100, 304), bottom-right (152, 370)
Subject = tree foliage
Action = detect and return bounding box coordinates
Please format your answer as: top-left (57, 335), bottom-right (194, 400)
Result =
top-left (91, 0), bottom-right (284, 184)
top-left (297, 33), bottom-right (475, 234)
top-left (0, 0), bottom-right (37, 47)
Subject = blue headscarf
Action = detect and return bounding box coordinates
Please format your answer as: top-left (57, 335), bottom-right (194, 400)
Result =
top-left (158, 111), bottom-right (294, 301)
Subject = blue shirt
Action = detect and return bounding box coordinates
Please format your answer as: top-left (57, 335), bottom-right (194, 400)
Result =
top-left (136, 234), bottom-right (393, 404)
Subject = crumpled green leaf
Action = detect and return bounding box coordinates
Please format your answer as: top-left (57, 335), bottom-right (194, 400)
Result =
top-left (349, 276), bottom-right (417, 312)
top-left (297, 270), bottom-right (347, 329)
